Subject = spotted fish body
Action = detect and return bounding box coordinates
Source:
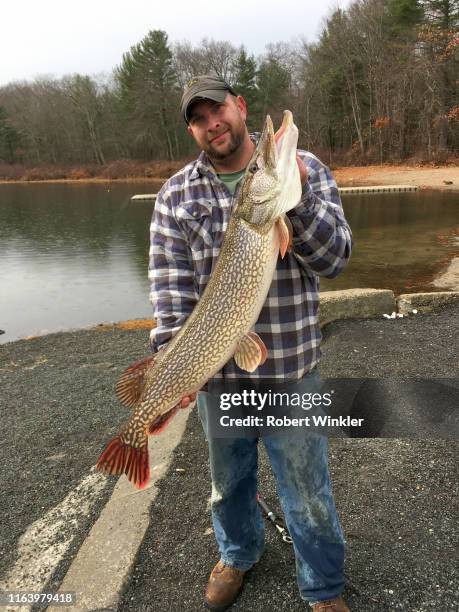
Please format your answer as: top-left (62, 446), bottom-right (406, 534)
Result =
top-left (96, 111), bottom-right (301, 488)
top-left (126, 218), bottom-right (278, 428)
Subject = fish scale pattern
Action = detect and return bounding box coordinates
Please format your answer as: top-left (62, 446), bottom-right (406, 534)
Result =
top-left (135, 215), bottom-right (277, 427)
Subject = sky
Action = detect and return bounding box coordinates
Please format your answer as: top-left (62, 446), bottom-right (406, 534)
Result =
top-left (0, 0), bottom-right (352, 86)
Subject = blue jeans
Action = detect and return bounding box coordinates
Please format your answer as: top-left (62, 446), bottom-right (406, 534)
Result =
top-left (197, 374), bottom-right (346, 605)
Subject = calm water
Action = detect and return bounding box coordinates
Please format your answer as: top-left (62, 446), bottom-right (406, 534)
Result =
top-left (0, 183), bottom-right (457, 344)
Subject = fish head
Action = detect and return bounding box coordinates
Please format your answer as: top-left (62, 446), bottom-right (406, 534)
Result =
top-left (236, 111), bottom-right (301, 226)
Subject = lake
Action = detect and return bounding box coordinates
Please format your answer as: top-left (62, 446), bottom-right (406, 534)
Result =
top-left (0, 183), bottom-right (457, 344)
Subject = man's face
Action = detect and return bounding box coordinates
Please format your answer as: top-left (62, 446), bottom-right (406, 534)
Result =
top-left (186, 94), bottom-right (248, 161)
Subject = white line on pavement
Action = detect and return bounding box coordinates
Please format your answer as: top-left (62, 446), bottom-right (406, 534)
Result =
top-left (0, 471), bottom-right (108, 611)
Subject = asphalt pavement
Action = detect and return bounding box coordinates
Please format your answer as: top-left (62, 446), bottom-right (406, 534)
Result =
top-left (0, 327), bottom-right (149, 601)
top-left (0, 303), bottom-right (457, 611)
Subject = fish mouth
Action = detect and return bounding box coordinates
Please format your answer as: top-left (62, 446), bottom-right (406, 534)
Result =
top-left (250, 111), bottom-right (295, 171)
top-left (249, 115), bottom-right (276, 170)
top-left (235, 110), bottom-right (300, 224)
top-left (275, 111), bottom-right (294, 154)
top-left (275, 110), bottom-right (298, 172)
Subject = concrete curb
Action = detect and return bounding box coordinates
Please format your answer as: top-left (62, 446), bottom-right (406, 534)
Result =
top-left (319, 289), bottom-right (459, 326)
top-left (398, 291), bottom-right (459, 314)
top-left (319, 289), bottom-right (396, 326)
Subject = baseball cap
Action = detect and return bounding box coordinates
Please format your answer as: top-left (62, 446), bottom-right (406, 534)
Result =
top-left (181, 75), bottom-right (237, 123)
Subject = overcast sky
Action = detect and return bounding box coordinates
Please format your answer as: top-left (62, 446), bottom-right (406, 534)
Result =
top-left (1, 0), bottom-right (352, 86)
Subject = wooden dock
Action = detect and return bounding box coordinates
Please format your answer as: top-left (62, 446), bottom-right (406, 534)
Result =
top-left (339, 185), bottom-right (418, 194)
top-left (130, 184), bottom-right (418, 201)
top-left (130, 193), bottom-right (157, 200)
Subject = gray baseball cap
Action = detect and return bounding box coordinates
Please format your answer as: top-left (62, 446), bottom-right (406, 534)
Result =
top-left (181, 75), bottom-right (237, 123)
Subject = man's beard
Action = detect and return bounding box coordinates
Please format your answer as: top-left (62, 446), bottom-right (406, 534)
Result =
top-left (205, 124), bottom-right (245, 161)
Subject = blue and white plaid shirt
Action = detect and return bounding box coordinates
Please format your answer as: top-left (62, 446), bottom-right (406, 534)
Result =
top-left (149, 136), bottom-right (352, 380)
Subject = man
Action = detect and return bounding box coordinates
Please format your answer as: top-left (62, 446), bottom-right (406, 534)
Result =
top-left (149, 75), bottom-right (352, 611)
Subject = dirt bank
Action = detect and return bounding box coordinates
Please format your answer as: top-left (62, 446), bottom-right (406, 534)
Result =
top-left (334, 165), bottom-right (459, 191)
top-left (1, 164), bottom-right (458, 190)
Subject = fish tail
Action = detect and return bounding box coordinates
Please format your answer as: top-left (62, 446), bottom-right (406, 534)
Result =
top-left (95, 434), bottom-right (150, 489)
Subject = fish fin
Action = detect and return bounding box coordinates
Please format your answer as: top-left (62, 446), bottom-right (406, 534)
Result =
top-left (115, 355), bottom-right (155, 409)
top-left (276, 215), bottom-right (293, 258)
top-left (234, 332), bottom-right (268, 372)
top-left (148, 405), bottom-right (180, 435)
top-left (95, 434), bottom-right (150, 489)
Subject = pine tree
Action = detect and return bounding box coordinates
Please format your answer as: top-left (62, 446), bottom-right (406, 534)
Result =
top-left (233, 48), bottom-right (259, 128)
top-left (256, 56), bottom-right (291, 126)
top-left (386, 0), bottom-right (424, 33)
top-left (421, 0), bottom-right (459, 27)
top-left (116, 30), bottom-right (180, 159)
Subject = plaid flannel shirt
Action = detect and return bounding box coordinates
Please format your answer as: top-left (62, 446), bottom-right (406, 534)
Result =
top-left (149, 136), bottom-right (352, 380)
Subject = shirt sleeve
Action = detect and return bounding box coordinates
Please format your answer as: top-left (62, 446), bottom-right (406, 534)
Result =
top-left (286, 153), bottom-right (353, 278)
top-left (148, 186), bottom-right (198, 353)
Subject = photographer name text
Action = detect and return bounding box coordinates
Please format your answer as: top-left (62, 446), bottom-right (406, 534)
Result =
top-left (219, 415), bottom-right (364, 427)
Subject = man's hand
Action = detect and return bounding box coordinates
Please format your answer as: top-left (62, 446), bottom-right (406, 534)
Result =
top-left (296, 154), bottom-right (308, 187)
top-left (178, 392), bottom-right (197, 409)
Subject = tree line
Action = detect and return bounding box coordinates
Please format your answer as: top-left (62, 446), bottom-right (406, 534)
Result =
top-left (0, 0), bottom-right (457, 168)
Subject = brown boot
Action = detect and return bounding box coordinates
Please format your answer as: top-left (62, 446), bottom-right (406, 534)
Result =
top-left (310, 596), bottom-right (350, 611)
top-left (204, 560), bottom-right (247, 611)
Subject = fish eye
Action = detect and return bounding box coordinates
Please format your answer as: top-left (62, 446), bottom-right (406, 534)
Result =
top-left (249, 163), bottom-right (258, 174)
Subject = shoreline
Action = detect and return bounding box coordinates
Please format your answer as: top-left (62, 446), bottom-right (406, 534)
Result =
top-left (0, 177), bottom-right (168, 185)
top-left (334, 165), bottom-right (459, 192)
top-left (0, 164), bottom-right (458, 191)
top-left (3, 290), bottom-right (457, 346)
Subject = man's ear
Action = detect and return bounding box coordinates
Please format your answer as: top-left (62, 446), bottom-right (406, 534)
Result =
top-left (235, 95), bottom-right (248, 121)
top-left (187, 125), bottom-right (193, 136)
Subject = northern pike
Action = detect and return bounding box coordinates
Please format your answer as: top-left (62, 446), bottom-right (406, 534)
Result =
top-left (96, 111), bottom-right (301, 489)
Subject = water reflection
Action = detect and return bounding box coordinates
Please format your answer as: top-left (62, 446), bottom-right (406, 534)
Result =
top-left (321, 191), bottom-right (458, 293)
top-left (0, 184), bottom-right (457, 343)
top-left (0, 182), bottom-right (160, 344)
